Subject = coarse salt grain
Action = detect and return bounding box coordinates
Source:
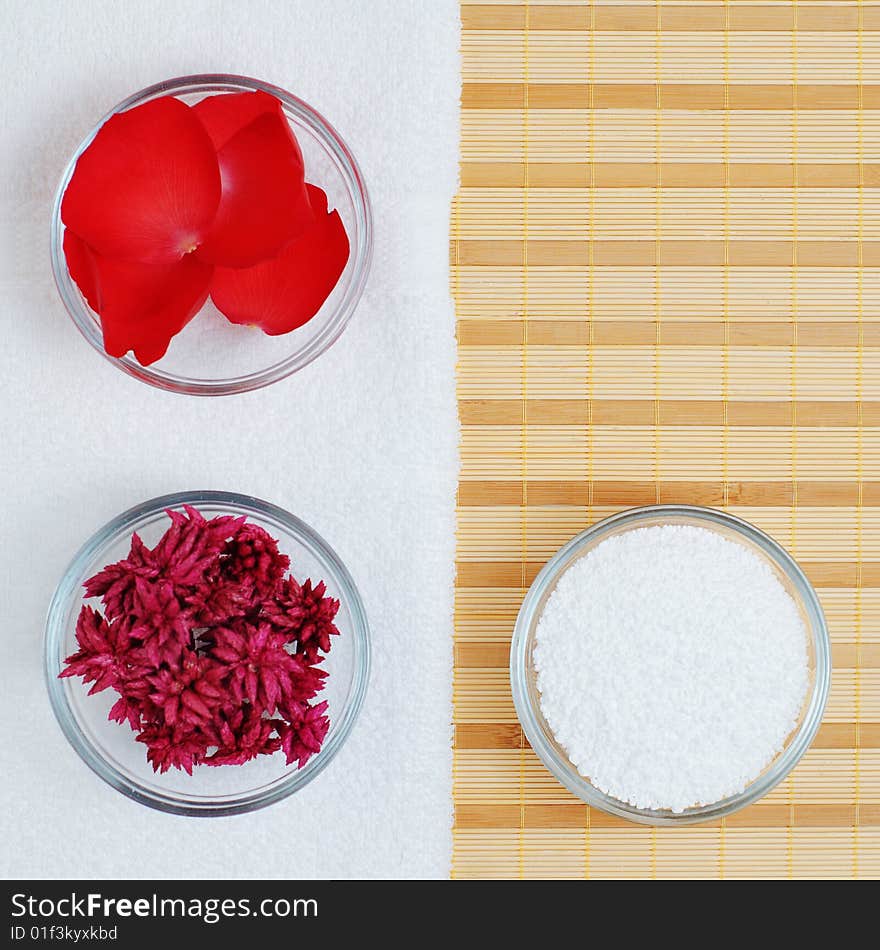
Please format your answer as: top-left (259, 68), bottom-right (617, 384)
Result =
top-left (533, 524), bottom-right (809, 813)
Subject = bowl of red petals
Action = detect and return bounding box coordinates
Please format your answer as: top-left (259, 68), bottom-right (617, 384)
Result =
top-left (44, 491), bottom-right (370, 815)
top-left (51, 75), bottom-right (372, 395)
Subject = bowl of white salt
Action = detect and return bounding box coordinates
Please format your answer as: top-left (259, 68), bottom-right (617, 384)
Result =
top-left (510, 504), bottom-right (831, 825)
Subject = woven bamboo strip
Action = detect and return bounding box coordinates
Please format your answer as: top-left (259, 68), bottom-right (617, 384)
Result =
top-left (462, 112), bottom-right (880, 162)
top-left (461, 163), bottom-right (880, 186)
top-left (462, 5), bottom-right (880, 32)
top-left (452, 0), bottom-right (879, 878)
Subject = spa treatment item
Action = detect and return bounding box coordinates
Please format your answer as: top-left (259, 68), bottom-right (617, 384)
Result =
top-left (45, 492), bottom-right (370, 815)
top-left (60, 505), bottom-right (340, 774)
top-left (60, 90), bottom-right (349, 366)
top-left (511, 506), bottom-right (830, 825)
top-left (534, 524), bottom-right (809, 812)
top-left (51, 76), bottom-right (372, 395)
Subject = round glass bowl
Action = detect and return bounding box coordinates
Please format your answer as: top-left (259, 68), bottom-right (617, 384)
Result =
top-left (45, 490), bottom-right (370, 816)
top-left (510, 504), bottom-right (831, 826)
top-left (51, 74), bottom-right (373, 395)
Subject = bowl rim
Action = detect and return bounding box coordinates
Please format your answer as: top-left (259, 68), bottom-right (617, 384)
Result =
top-left (50, 73), bottom-right (373, 396)
top-left (510, 503), bottom-right (832, 826)
top-left (44, 489), bottom-right (371, 817)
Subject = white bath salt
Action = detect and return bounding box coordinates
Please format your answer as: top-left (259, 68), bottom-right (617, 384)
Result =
top-left (534, 524), bottom-right (810, 813)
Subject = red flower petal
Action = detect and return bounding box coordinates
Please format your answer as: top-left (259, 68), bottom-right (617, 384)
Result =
top-left (61, 96), bottom-right (221, 264)
top-left (63, 229), bottom-right (100, 314)
top-left (195, 110), bottom-right (311, 268)
top-left (193, 89), bottom-right (289, 150)
top-left (210, 184), bottom-right (349, 334)
top-left (64, 231), bottom-right (212, 365)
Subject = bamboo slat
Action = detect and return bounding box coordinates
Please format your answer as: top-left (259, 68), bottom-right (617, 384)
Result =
top-left (452, 0), bottom-right (880, 879)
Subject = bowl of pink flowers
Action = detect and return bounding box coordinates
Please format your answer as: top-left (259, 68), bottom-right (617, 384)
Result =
top-left (44, 491), bottom-right (369, 815)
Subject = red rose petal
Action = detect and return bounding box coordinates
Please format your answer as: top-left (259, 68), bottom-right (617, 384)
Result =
top-left (193, 89), bottom-right (291, 150)
top-left (195, 110), bottom-right (312, 269)
top-left (210, 184), bottom-right (349, 335)
top-left (101, 259), bottom-right (212, 366)
top-left (61, 96), bottom-right (221, 264)
top-left (63, 229), bottom-right (100, 314)
top-left (64, 231), bottom-right (212, 365)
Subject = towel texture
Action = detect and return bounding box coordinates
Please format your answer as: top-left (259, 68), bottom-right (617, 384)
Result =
top-left (0, 0), bottom-right (458, 878)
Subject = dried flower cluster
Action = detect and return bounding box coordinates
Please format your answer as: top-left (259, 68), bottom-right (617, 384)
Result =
top-left (61, 506), bottom-right (339, 774)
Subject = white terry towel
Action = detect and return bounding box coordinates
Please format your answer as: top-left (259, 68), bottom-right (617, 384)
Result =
top-left (0, 0), bottom-right (459, 878)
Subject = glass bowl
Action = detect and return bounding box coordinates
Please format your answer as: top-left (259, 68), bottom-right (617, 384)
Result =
top-left (44, 490), bottom-right (370, 816)
top-left (510, 504), bottom-right (831, 826)
top-left (50, 74), bottom-right (373, 395)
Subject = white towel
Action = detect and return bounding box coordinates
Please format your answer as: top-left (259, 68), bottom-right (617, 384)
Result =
top-left (0, 0), bottom-right (459, 879)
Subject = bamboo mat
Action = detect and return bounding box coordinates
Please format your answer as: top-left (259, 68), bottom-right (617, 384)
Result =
top-left (452, 0), bottom-right (880, 878)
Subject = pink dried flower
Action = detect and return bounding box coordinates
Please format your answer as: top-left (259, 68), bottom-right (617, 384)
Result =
top-left (129, 577), bottom-right (193, 666)
top-left (219, 523), bottom-right (289, 598)
top-left (152, 505), bottom-right (245, 586)
top-left (208, 621), bottom-right (304, 713)
top-left (61, 607), bottom-right (143, 695)
top-left (187, 522), bottom-right (288, 624)
top-left (265, 577), bottom-right (340, 661)
top-left (147, 655), bottom-right (225, 728)
top-left (277, 701), bottom-right (330, 768)
top-left (137, 723), bottom-right (210, 775)
top-left (108, 691), bottom-right (148, 732)
top-left (206, 708), bottom-right (281, 766)
top-left (186, 578), bottom-right (254, 626)
top-left (84, 533), bottom-right (158, 620)
top-left (277, 661), bottom-right (328, 706)
top-left (61, 506), bottom-right (339, 774)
